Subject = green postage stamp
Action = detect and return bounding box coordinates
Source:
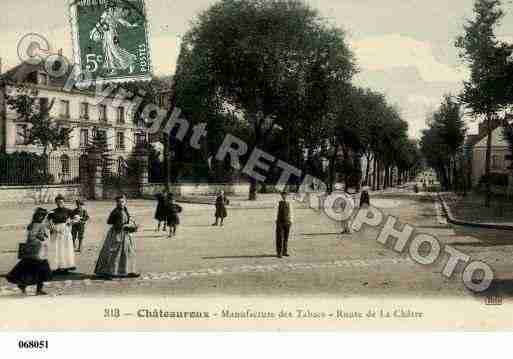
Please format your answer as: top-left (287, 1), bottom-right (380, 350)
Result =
top-left (69, 0), bottom-right (152, 84)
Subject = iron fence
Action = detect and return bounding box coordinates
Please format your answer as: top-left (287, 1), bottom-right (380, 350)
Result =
top-left (0, 154), bottom-right (82, 186)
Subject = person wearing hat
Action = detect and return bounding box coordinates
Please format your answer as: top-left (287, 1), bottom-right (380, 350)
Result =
top-left (7, 207), bottom-right (52, 295)
top-left (212, 190), bottom-right (229, 226)
top-left (47, 194), bottom-right (76, 273)
top-left (95, 194), bottom-right (139, 279)
top-left (165, 193), bottom-right (182, 238)
top-left (275, 191), bottom-right (293, 258)
top-left (70, 199), bottom-right (90, 253)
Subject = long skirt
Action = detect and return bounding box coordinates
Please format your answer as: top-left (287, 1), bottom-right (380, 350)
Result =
top-left (94, 228), bottom-right (137, 277)
top-left (48, 224), bottom-right (76, 271)
top-left (215, 205), bottom-right (227, 218)
top-left (166, 214), bottom-right (180, 226)
top-left (7, 258), bottom-right (52, 286)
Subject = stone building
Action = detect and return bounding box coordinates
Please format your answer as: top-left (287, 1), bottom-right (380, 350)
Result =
top-left (0, 62), bottom-right (150, 183)
top-left (468, 120), bottom-right (512, 187)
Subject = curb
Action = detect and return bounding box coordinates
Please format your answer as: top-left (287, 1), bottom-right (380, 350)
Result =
top-left (437, 193), bottom-right (513, 231)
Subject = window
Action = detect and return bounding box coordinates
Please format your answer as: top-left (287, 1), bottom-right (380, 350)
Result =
top-left (117, 157), bottom-right (128, 176)
top-left (135, 132), bottom-right (146, 146)
top-left (116, 132), bottom-right (125, 150)
top-left (80, 129), bottom-right (89, 148)
top-left (92, 129), bottom-right (107, 146)
top-left (79, 154), bottom-right (88, 182)
top-left (117, 106), bottom-right (125, 124)
top-left (98, 104), bottom-right (107, 122)
top-left (60, 154), bottom-right (71, 178)
top-left (60, 100), bottom-right (70, 118)
top-left (61, 127), bottom-right (71, 148)
top-left (15, 124), bottom-right (28, 145)
top-left (95, 129), bottom-right (107, 141)
top-left (80, 102), bottom-right (89, 119)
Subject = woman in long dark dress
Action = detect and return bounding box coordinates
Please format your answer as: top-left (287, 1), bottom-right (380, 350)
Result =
top-left (47, 194), bottom-right (76, 273)
top-left (154, 193), bottom-right (167, 232)
top-left (166, 193), bottom-right (182, 238)
top-left (94, 195), bottom-right (139, 279)
top-left (7, 208), bottom-right (52, 295)
top-left (212, 190), bottom-right (229, 226)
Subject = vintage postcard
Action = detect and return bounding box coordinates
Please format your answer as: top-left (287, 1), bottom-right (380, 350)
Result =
top-left (1, 0), bottom-right (513, 340)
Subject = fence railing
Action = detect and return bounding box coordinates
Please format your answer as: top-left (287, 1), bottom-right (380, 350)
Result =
top-left (0, 154), bottom-right (82, 186)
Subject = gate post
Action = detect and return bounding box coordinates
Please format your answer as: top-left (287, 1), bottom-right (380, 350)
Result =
top-left (135, 147), bottom-right (149, 197)
top-left (88, 149), bottom-right (103, 200)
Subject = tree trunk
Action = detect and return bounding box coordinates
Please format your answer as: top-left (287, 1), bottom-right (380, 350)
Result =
top-left (163, 133), bottom-right (170, 193)
top-left (364, 153), bottom-right (372, 186)
top-left (372, 157), bottom-right (378, 191)
top-left (484, 114), bottom-right (492, 207)
top-left (328, 151), bottom-right (337, 194)
top-left (376, 160), bottom-right (381, 190)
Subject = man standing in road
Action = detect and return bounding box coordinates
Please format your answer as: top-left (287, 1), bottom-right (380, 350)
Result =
top-left (275, 191), bottom-right (293, 258)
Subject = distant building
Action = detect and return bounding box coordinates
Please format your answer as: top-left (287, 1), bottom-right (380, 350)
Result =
top-left (468, 120), bottom-right (512, 187)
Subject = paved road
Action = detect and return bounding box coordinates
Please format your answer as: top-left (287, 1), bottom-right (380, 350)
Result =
top-left (0, 192), bottom-right (511, 298)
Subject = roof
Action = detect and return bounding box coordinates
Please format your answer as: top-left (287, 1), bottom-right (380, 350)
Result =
top-left (1, 62), bottom-right (72, 89)
top-left (466, 120), bottom-right (504, 149)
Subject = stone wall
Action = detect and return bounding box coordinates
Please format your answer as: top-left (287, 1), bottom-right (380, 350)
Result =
top-left (0, 184), bottom-right (84, 205)
top-left (0, 182), bottom-right (252, 205)
top-left (142, 182), bottom-right (251, 197)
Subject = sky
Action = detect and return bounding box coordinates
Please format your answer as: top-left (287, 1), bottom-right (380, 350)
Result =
top-left (1, 0), bottom-right (513, 138)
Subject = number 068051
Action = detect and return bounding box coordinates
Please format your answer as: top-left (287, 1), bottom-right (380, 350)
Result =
top-left (18, 340), bottom-right (49, 350)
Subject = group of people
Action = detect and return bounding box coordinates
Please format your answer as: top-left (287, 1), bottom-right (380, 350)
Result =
top-left (7, 194), bottom-right (139, 295)
top-left (154, 193), bottom-right (183, 238)
top-left (5, 188), bottom-right (370, 295)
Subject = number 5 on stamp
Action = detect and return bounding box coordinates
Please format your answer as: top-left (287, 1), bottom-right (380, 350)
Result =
top-left (69, 0), bottom-right (152, 85)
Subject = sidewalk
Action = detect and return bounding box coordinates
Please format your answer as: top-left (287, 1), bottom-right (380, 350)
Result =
top-left (438, 192), bottom-right (513, 230)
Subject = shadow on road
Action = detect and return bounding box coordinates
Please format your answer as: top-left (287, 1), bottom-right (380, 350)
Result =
top-left (202, 254), bottom-right (277, 259)
top-left (449, 241), bottom-right (513, 247)
top-left (300, 232), bottom-right (341, 236)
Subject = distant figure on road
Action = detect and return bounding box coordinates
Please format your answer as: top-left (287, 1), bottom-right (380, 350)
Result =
top-left (95, 195), bottom-right (139, 279)
top-left (360, 190), bottom-right (370, 208)
top-left (154, 193), bottom-right (167, 232)
top-left (275, 191), bottom-right (293, 258)
top-left (340, 194), bottom-right (354, 235)
top-left (166, 193), bottom-right (182, 238)
top-left (71, 199), bottom-right (90, 253)
top-left (212, 190), bottom-right (229, 226)
top-left (7, 208), bottom-right (52, 295)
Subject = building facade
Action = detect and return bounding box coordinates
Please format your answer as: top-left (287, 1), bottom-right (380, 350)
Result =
top-left (470, 124), bottom-right (512, 187)
top-left (0, 63), bottom-right (153, 183)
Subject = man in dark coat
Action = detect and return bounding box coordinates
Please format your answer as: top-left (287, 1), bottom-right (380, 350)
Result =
top-left (212, 190), bottom-right (229, 226)
top-left (275, 191), bottom-right (293, 258)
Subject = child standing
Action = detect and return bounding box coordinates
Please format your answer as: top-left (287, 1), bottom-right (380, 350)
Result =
top-left (71, 199), bottom-right (90, 253)
top-left (154, 193), bottom-right (167, 232)
top-left (166, 193), bottom-right (182, 238)
top-left (7, 208), bottom-right (52, 295)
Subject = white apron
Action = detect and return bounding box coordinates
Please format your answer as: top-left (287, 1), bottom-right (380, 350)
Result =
top-left (48, 223), bottom-right (76, 271)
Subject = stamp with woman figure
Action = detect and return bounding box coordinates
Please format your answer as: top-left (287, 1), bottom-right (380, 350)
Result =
top-left (69, 0), bottom-right (152, 84)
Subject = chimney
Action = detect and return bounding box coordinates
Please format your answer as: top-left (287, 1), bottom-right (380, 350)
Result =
top-left (58, 49), bottom-right (63, 56)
